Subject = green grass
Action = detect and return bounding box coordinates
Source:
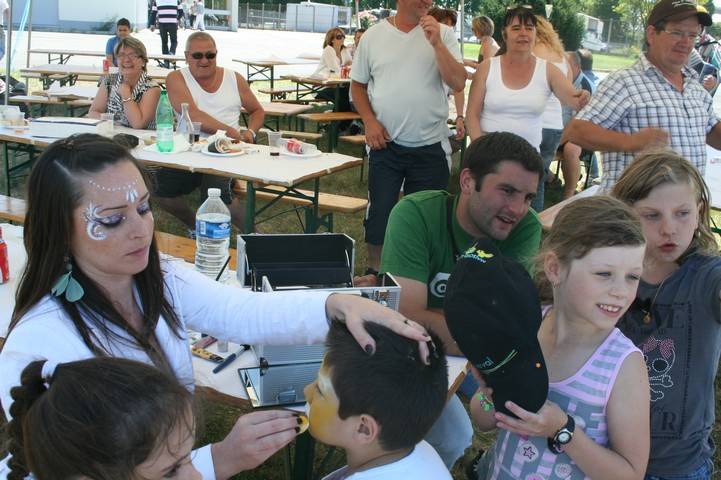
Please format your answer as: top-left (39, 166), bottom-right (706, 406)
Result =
top-left (461, 44), bottom-right (637, 72)
top-left (2, 79), bottom-right (720, 480)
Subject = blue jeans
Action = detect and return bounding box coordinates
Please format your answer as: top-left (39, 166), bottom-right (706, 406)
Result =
top-left (424, 394), bottom-right (474, 468)
top-left (645, 459), bottom-right (713, 480)
top-left (532, 128), bottom-right (562, 212)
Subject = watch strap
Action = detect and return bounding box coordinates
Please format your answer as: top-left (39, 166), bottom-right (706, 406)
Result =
top-left (547, 414), bottom-right (575, 454)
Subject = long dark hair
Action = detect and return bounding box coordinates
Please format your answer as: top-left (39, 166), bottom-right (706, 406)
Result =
top-left (5, 357), bottom-right (195, 480)
top-left (9, 134), bottom-right (183, 369)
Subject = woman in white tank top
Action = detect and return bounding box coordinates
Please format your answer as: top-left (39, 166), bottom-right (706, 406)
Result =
top-left (466, 8), bottom-right (589, 171)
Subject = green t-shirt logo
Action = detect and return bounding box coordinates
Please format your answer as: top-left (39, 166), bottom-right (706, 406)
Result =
top-left (429, 272), bottom-right (451, 298)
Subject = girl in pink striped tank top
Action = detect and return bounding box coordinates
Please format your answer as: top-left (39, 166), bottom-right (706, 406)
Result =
top-left (471, 196), bottom-right (651, 480)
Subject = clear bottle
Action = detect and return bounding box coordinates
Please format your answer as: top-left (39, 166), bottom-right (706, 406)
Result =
top-left (195, 188), bottom-right (231, 282)
top-left (177, 102), bottom-right (194, 145)
top-left (155, 90), bottom-right (175, 153)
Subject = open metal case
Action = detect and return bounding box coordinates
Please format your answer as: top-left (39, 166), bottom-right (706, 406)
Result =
top-left (235, 234), bottom-right (402, 406)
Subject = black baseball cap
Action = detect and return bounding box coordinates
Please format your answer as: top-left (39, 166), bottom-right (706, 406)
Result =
top-left (647, 0), bottom-right (712, 27)
top-left (444, 238), bottom-right (548, 417)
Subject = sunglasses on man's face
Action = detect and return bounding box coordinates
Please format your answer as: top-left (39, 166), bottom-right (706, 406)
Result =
top-left (190, 51), bottom-right (217, 60)
top-left (335, 34), bottom-right (345, 40)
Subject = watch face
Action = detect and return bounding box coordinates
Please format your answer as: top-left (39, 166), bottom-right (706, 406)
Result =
top-left (557, 431), bottom-right (571, 444)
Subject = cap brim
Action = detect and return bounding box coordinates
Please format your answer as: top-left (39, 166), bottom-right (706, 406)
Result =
top-left (666, 10), bottom-right (712, 26)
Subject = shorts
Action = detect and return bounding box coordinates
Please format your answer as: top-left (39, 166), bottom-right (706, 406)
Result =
top-left (152, 168), bottom-right (233, 205)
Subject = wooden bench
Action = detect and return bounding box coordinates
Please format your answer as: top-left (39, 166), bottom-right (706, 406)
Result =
top-left (9, 95), bottom-right (93, 117)
top-left (233, 181), bottom-right (367, 231)
top-left (297, 112), bottom-right (362, 151)
top-left (338, 134), bottom-right (367, 181)
top-left (257, 86), bottom-right (311, 101)
top-left (0, 194), bottom-right (237, 266)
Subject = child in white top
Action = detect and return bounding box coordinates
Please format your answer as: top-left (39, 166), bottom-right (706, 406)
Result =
top-left (305, 322), bottom-right (451, 480)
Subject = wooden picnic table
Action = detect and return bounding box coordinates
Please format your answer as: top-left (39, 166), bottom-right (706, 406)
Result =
top-left (281, 75), bottom-right (350, 112)
top-left (243, 101), bottom-right (313, 131)
top-left (20, 64), bottom-right (171, 89)
top-left (233, 57), bottom-right (318, 89)
top-left (0, 125), bottom-right (361, 234)
top-left (29, 48), bottom-right (186, 69)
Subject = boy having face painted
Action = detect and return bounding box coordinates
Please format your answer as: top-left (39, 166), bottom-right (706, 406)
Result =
top-left (304, 322), bottom-right (450, 479)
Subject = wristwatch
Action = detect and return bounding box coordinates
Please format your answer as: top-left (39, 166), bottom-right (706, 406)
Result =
top-left (248, 129), bottom-right (257, 142)
top-left (548, 414), bottom-right (575, 454)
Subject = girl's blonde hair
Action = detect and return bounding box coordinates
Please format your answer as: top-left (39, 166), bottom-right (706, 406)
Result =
top-left (612, 149), bottom-right (718, 258)
top-left (472, 15), bottom-right (494, 37)
top-left (534, 16), bottom-right (565, 60)
top-left (323, 27), bottom-right (346, 49)
top-left (535, 196), bottom-right (645, 300)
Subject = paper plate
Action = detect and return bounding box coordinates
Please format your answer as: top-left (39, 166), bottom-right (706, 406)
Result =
top-left (280, 149), bottom-right (323, 158)
top-left (201, 144), bottom-right (246, 157)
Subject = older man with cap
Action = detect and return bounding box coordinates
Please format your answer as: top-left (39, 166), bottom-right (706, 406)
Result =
top-left (564, 0), bottom-right (721, 191)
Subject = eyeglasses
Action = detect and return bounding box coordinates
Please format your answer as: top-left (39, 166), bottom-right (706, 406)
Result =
top-left (335, 34), bottom-right (346, 40)
top-left (661, 29), bottom-right (701, 42)
top-left (189, 51), bottom-right (217, 60)
top-left (116, 53), bottom-right (141, 61)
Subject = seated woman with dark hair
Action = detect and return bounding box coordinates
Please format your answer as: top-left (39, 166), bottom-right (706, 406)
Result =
top-left (89, 36), bottom-right (160, 129)
top-left (0, 133), bottom-right (432, 480)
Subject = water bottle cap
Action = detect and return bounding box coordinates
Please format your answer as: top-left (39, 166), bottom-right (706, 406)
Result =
top-left (207, 188), bottom-right (221, 197)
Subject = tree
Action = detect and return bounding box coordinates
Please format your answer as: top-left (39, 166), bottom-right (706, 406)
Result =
top-left (613, 0), bottom-right (654, 44)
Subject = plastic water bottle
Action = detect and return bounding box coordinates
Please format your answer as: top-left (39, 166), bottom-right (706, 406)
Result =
top-left (177, 102), bottom-right (194, 145)
top-left (195, 188), bottom-right (231, 282)
top-left (156, 90), bottom-right (174, 153)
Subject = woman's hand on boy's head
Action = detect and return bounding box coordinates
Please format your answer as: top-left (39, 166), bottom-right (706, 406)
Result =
top-left (325, 293), bottom-right (432, 363)
top-left (494, 400), bottom-right (568, 439)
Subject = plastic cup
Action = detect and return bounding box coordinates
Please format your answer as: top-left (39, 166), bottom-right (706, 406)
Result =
top-left (192, 121), bottom-right (202, 143)
top-left (267, 131), bottom-right (282, 156)
top-left (98, 113), bottom-right (115, 136)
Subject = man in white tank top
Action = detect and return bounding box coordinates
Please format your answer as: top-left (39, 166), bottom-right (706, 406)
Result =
top-left (153, 32), bottom-right (265, 233)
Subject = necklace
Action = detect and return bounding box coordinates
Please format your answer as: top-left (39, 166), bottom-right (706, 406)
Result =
top-left (642, 276), bottom-right (669, 324)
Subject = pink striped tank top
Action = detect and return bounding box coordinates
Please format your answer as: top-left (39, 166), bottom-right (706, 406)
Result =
top-left (486, 327), bottom-right (641, 480)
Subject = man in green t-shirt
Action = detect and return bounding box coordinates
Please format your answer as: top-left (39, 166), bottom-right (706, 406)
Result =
top-left (370, 132), bottom-right (543, 469)
top-left (379, 132), bottom-right (543, 357)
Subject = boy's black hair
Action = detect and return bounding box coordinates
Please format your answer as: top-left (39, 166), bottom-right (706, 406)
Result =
top-left (117, 18), bottom-right (131, 28)
top-left (324, 322), bottom-right (447, 451)
top-left (462, 131), bottom-right (544, 189)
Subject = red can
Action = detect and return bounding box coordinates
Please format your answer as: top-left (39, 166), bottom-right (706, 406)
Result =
top-left (286, 138), bottom-right (304, 154)
top-left (0, 238), bottom-right (8, 284)
top-left (102, 58), bottom-right (110, 73)
top-left (341, 65), bottom-right (350, 79)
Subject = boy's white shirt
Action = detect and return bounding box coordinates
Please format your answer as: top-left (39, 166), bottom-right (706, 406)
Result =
top-left (321, 441), bottom-right (452, 479)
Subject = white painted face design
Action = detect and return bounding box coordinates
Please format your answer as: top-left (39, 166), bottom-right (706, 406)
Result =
top-left (84, 202), bottom-right (108, 241)
top-left (88, 178), bottom-right (139, 203)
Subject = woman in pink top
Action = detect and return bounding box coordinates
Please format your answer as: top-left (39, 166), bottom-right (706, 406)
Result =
top-left (470, 196), bottom-right (650, 480)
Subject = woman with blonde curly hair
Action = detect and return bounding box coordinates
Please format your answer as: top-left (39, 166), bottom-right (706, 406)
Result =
top-left (531, 15), bottom-right (573, 211)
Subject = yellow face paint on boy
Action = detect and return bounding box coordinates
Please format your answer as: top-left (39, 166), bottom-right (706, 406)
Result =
top-left (303, 360), bottom-right (344, 445)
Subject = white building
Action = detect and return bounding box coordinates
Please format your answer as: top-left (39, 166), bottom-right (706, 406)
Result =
top-left (10, 0), bottom-right (238, 31)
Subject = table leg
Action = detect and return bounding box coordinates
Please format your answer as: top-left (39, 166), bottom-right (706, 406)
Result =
top-left (291, 432), bottom-right (315, 480)
top-left (333, 86), bottom-right (340, 112)
top-left (4, 142), bottom-right (10, 195)
top-left (270, 66), bottom-right (275, 90)
top-left (244, 182), bottom-right (256, 233)
top-left (304, 178), bottom-right (320, 233)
